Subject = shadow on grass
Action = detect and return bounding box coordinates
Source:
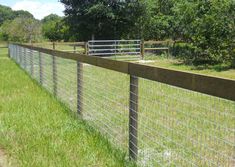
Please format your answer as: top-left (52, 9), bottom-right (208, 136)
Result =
top-left (172, 60), bottom-right (234, 72)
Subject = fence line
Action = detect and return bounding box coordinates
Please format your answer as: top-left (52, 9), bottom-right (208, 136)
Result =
top-left (15, 43), bottom-right (235, 101)
top-left (9, 43), bottom-right (235, 166)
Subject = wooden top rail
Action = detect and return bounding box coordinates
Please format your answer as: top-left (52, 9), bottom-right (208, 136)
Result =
top-left (13, 43), bottom-right (235, 101)
top-left (144, 40), bottom-right (184, 45)
top-left (54, 42), bottom-right (86, 46)
top-left (25, 42), bottom-right (86, 47)
top-left (145, 47), bottom-right (169, 51)
top-left (144, 40), bottom-right (171, 44)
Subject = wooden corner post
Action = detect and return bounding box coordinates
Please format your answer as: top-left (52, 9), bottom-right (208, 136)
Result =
top-left (129, 75), bottom-right (139, 161)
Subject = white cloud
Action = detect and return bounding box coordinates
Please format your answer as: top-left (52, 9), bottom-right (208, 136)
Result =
top-left (12, 0), bottom-right (64, 20)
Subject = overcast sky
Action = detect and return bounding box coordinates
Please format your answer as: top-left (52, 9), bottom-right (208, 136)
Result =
top-left (0, 0), bottom-right (65, 20)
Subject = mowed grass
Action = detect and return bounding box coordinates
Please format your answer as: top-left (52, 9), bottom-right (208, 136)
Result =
top-left (143, 54), bottom-right (235, 80)
top-left (0, 48), bottom-right (134, 167)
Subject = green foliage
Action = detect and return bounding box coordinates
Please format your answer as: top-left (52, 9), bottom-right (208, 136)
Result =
top-left (0, 4), bottom-right (34, 41)
top-left (171, 0), bottom-right (235, 65)
top-left (0, 4), bottom-right (33, 25)
top-left (0, 17), bottom-right (42, 42)
top-left (60, 0), bottom-right (145, 40)
top-left (140, 0), bottom-right (235, 66)
top-left (41, 14), bottom-right (71, 42)
top-left (0, 1), bottom-right (234, 66)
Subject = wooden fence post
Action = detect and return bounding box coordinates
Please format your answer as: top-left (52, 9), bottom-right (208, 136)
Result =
top-left (39, 52), bottom-right (43, 84)
top-left (77, 61), bottom-right (83, 115)
top-left (141, 40), bottom-right (145, 60)
top-left (166, 41), bottom-right (170, 58)
top-left (84, 42), bottom-right (88, 55)
top-left (74, 45), bottom-right (76, 54)
top-left (129, 75), bottom-right (139, 161)
top-left (53, 42), bottom-right (55, 50)
top-left (8, 42), bottom-right (10, 57)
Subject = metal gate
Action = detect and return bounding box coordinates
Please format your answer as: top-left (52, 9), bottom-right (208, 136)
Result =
top-left (87, 40), bottom-right (142, 60)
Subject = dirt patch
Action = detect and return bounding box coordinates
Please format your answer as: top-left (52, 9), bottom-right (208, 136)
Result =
top-left (136, 60), bottom-right (155, 64)
top-left (0, 148), bottom-right (7, 167)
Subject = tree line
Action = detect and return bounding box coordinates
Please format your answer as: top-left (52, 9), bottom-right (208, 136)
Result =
top-left (0, 4), bottom-right (69, 43)
top-left (0, 1), bottom-right (234, 66)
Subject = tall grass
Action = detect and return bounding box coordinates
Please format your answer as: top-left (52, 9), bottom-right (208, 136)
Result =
top-left (0, 48), bottom-right (134, 167)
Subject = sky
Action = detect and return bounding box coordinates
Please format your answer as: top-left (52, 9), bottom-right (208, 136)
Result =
top-left (0, 0), bottom-right (65, 20)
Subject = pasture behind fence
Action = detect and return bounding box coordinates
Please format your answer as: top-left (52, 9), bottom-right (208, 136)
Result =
top-left (9, 43), bottom-right (235, 167)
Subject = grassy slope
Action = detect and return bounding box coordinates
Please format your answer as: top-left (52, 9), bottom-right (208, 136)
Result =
top-left (0, 48), bottom-right (133, 167)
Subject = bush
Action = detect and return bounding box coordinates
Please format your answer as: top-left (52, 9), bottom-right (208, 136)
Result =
top-left (171, 42), bottom-right (235, 66)
top-left (171, 42), bottom-right (198, 64)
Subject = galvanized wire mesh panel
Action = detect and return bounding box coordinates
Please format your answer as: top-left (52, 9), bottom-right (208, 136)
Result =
top-left (56, 57), bottom-right (77, 112)
top-left (135, 78), bottom-right (235, 167)
top-left (82, 64), bottom-right (130, 149)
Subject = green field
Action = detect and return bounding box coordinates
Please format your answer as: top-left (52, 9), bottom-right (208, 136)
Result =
top-left (142, 54), bottom-right (235, 80)
top-left (0, 48), bottom-right (134, 167)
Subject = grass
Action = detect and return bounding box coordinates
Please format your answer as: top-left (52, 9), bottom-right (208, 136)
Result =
top-left (0, 48), bottom-right (134, 167)
top-left (78, 63), bottom-right (235, 166)
top-left (142, 54), bottom-right (235, 80)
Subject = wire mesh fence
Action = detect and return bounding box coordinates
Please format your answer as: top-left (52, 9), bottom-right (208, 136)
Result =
top-left (9, 44), bottom-right (235, 167)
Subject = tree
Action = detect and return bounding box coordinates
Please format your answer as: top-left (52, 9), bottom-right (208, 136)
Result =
top-left (42, 14), bottom-right (63, 41)
top-left (1, 17), bottom-right (42, 42)
top-left (42, 14), bottom-right (70, 41)
top-left (60, 0), bottom-right (145, 40)
top-left (0, 4), bottom-right (33, 25)
top-left (172, 0), bottom-right (235, 64)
